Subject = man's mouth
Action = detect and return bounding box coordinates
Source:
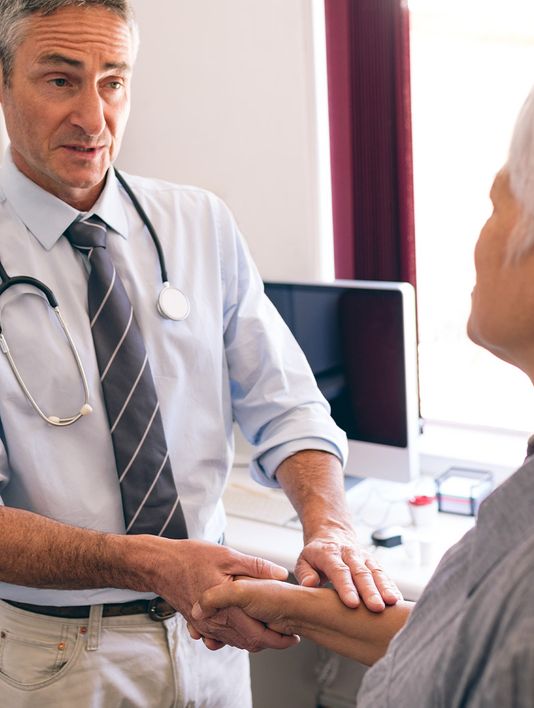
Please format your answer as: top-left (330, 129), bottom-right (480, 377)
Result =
top-left (63, 145), bottom-right (105, 153)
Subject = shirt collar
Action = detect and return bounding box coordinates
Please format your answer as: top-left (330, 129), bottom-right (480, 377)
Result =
top-left (0, 149), bottom-right (129, 250)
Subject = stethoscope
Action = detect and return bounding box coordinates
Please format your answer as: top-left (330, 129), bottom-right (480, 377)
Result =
top-left (0, 168), bottom-right (190, 427)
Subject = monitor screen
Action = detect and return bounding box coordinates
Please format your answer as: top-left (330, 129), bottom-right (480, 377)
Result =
top-left (264, 280), bottom-right (421, 482)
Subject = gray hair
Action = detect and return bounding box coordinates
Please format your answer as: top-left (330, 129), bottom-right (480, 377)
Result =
top-left (507, 87), bottom-right (534, 261)
top-left (0, 0), bottom-right (139, 85)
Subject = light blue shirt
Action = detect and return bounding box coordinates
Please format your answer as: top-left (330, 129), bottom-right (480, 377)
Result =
top-left (0, 151), bottom-right (347, 605)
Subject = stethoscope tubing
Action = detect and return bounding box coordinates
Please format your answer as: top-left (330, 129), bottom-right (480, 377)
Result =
top-left (0, 275), bottom-right (58, 308)
top-left (114, 168), bottom-right (169, 284)
top-left (0, 170), bottom-right (188, 426)
top-left (0, 307), bottom-right (91, 426)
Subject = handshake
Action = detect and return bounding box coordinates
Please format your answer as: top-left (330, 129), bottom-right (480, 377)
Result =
top-left (169, 536), bottom-right (406, 664)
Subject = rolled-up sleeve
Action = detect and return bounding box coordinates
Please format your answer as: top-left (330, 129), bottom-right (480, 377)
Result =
top-left (218, 198), bottom-right (348, 487)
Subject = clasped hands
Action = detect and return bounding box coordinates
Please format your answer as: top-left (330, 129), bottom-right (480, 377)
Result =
top-left (168, 527), bottom-right (402, 653)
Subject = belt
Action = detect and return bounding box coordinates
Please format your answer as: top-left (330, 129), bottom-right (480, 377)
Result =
top-left (2, 596), bottom-right (176, 622)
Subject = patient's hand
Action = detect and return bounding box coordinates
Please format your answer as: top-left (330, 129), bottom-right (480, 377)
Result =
top-left (192, 578), bottom-right (301, 637)
top-left (193, 576), bottom-right (414, 664)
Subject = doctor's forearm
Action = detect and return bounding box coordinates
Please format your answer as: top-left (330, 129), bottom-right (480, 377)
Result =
top-left (0, 505), bottom-right (156, 591)
top-left (275, 450), bottom-right (351, 537)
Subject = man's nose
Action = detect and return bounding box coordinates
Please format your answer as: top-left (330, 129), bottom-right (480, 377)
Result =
top-left (69, 85), bottom-right (106, 137)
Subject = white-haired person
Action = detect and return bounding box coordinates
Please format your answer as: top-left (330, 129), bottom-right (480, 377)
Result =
top-left (192, 86), bottom-right (534, 707)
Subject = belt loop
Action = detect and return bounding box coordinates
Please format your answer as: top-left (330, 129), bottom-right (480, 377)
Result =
top-left (86, 604), bottom-right (103, 652)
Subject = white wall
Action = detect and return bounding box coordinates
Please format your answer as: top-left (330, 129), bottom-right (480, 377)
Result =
top-left (119, 0), bottom-right (333, 281)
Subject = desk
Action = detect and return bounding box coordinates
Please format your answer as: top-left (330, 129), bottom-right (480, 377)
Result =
top-left (224, 468), bottom-right (476, 708)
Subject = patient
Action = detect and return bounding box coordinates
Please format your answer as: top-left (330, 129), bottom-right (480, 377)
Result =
top-left (192, 85), bottom-right (534, 707)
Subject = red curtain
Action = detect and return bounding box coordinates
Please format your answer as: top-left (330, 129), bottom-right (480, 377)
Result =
top-left (325, 0), bottom-right (416, 286)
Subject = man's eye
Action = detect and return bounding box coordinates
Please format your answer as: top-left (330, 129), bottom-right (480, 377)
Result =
top-left (49, 78), bottom-right (69, 87)
top-left (108, 81), bottom-right (123, 90)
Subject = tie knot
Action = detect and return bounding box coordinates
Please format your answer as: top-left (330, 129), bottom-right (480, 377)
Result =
top-left (65, 215), bottom-right (108, 252)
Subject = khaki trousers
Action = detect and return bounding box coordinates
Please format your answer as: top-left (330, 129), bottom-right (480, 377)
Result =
top-left (0, 600), bottom-right (252, 707)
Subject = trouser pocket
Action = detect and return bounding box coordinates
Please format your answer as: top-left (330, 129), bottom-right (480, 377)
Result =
top-left (0, 618), bottom-right (83, 690)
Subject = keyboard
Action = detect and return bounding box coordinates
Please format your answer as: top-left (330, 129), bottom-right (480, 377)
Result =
top-left (223, 471), bottom-right (365, 528)
top-left (222, 481), bottom-right (301, 527)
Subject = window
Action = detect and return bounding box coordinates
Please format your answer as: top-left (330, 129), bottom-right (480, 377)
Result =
top-left (410, 0), bottom-right (534, 433)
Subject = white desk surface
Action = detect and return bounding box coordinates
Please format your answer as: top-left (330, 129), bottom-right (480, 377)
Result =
top-left (224, 467), bottom-right (475, 601)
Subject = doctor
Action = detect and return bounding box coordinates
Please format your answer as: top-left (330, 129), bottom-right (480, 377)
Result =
top-left (0, 1), bottom-right (401, 706)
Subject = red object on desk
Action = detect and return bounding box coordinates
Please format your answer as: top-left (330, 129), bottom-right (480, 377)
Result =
top-left (408, 495), bottom-right (436, 506)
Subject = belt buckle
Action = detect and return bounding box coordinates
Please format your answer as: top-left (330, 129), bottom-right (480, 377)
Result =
top-left (147, 597), bottom-right (176, 622)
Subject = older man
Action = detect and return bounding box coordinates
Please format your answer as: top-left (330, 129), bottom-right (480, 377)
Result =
top-left (195, 86), bottom-right (534, 707)
top-left (0, 1), bottom-right (400, 706)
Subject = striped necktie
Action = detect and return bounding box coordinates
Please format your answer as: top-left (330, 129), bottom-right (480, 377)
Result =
top-left (64, 216), bottom-right (188, 539)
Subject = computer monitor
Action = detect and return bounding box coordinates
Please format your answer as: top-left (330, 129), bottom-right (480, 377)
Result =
top-left (264, 280), bottom-right (420, 483)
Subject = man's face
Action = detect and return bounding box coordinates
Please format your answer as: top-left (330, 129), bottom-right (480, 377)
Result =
top-left (0, 5), bottom-right (133, 210)
top-left (468, 168), bottom-right (534, 374)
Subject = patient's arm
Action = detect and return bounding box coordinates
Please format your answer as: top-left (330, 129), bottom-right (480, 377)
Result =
top-left (194, 578), bottom-right (413, 665)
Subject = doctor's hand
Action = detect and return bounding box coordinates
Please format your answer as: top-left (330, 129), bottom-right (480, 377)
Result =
top-left (275, 449), bottom-right (402, 613)
top-left (148, 539), bottom-right (299, 652)
top-left (295, 523), bottom-right (403, 613)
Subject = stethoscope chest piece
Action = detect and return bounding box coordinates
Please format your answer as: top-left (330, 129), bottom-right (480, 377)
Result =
top-left (157, 283), bottom-right (190, 321)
